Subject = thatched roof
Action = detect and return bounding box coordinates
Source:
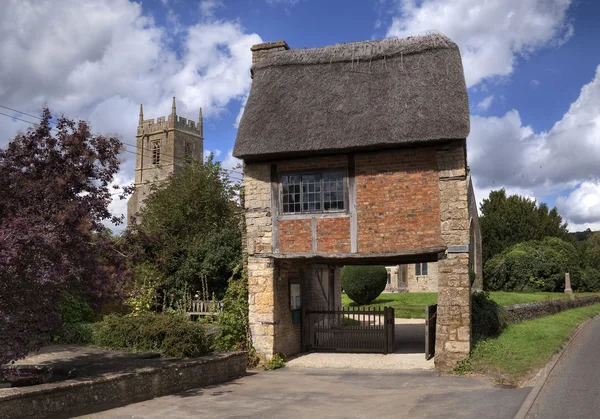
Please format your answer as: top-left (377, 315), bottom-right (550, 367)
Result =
top-left (234, 33), bottom-right (469, 161)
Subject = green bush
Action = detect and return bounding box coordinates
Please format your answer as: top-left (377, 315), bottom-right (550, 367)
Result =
top-left (341, 266), bottom-right (387, 305)
top-left (265, 353), bottom-right (285, 370)
top-left (472, 291), bottom-right (508, 342)
top-left (93, 313), bottom-right (211, 358)
top-left (484, 237), bottom-right (582, 292)
top-left (59, 294), bottom-right (95, 324)
top-left (580, 267), bottom-right (600, 292)
top-left (215, 270), bottom-right (250, 352)
top-left (62, 322), bottom-right (94, 345)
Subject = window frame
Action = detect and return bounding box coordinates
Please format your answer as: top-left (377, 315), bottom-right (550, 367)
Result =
top-left (151, 141), bottom-right (161, 165)
top-left (278, 168), bottom-right (348, 215)
top-left (415, 262), bottom-right (428, 277)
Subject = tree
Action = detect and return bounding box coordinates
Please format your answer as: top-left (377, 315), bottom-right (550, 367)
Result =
top-left (484, 237), bottom-right (583, 292)
top-left (124, 156), bottom-right (242, 311)
top-left (479, 189), bottom-right (568, 263)
top-left (0, 109), bottom-right (129, 366)
top-left (583, 232), bottom-right (600, 272)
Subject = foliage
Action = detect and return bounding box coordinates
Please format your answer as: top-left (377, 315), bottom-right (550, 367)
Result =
top-left (479, 189), bottom-right (568, 264)
top-left (470, 303), bottom-right (600, 385)
top-left (453, 359), bottom-right (473, 376)
top-left (0, 109), bottom-right (130, 366)
top-left (61, 322), bottom-right (95, 345)
top-left (472, 292), bottom-right (508, 342)
top-left (583, 232), bottom-right (600, 272)
top-left (567, 228), bottom-right (594, 243)
top-left (341, 266), bottom-right (388, 305)
top-left (124, 156), bottom-right (242, 311)
top-left (484, 237), bottom-right (582, 292)
top-left (93, 313), bottom-right (211, 358)
top-left (59, 294), bottom-right (95, 325)
top-left (579, 267), bottom-right (600, 292)
top-left (265, 353), bottom-right (286, 370)
top-left (215, 267), bottom-right (251, 352)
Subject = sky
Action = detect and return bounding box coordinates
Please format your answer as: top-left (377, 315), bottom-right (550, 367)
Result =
top-left (1, 0), bottom-right (599, 233)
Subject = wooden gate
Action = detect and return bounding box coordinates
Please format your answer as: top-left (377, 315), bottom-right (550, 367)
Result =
top-left (425, 304), bottom-right (437, 360)
top-left (304, 306), bottom-right (395, 354)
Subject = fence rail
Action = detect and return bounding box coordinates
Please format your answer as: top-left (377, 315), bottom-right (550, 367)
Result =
top-left (188, 299), bottom-right (223, 317)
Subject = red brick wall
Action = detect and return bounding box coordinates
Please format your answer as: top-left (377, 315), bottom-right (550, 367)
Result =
top-left (316, 217), bottom-right (351, 253)
top-left (355, 149), bottom-right (444, 252)
top-left (279, 219), bottom-right (312, 253)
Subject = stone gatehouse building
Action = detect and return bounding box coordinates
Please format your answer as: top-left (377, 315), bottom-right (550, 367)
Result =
top-left (384, 262), bottom-right (440, 293)
top-left (127, 98), bottom-right (204, 221)
top-left (234, 34), bottom-right (482, 370)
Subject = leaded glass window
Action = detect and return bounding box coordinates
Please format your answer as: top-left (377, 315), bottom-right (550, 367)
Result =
top-left (280, 172), bottom-right (345, 213)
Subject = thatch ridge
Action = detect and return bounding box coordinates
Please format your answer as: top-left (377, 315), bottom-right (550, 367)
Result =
top-left (253, 33), bottom-right (457, 69)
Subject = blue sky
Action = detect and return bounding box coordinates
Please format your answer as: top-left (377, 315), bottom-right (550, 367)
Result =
top-left (1, 0), bottom-right (599, 232)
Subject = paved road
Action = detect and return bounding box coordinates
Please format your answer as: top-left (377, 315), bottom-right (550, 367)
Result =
top-left (527, 316), bottom-right (600, 419)
top-left (81, 368), bottom-right (530, 419)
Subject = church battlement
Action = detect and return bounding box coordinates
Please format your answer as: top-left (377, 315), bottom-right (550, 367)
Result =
top-left (136, 98), bottom-right (203, 137)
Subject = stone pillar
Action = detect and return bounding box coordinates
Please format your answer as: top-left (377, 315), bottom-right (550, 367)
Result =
top-left (248, 256), bottom-right (276, 359)
top-left (435, 252), bottom-right (471, 370)
top-left (564, 272), bottom-right (573, 294)
top-left (436, 144), bottom-right (471, 371)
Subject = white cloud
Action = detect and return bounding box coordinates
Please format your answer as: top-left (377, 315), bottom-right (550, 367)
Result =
top-left (468, 65), bottom-right (600, 227)
top-left (386, 0), bottom-right (574, 87)
top-left (475, 95), bottom-right (494, 112)
top-left (556, 182), bottom-right (600, 226)
top-left (0, 0), bottom-right (261, 232)
top-left (199, 0), bottom-right (224, 19)
top-left (530, 79), bottom-right (541, 88)
top-left (234, 93), bottom-right (249, 128)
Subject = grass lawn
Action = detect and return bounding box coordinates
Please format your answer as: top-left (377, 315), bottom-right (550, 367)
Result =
top-left (342, 291), bottom-right (599, 318)
top-left (469, 303), bottom-right (600, 385)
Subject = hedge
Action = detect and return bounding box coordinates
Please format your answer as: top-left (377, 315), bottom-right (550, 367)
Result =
top-left (341, 266), bottom-right (387, 305)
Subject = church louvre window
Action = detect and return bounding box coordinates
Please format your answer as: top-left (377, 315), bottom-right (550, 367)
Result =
top-left (152, 141), bottom-right (161, 165)
top-left (184, 142), bottom-right (193, 163)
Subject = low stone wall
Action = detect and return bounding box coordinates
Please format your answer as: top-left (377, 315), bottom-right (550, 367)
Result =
top-left (0, 351), bottom-right (246, 419)
top-left (505, 295), bottom-right (600, 323)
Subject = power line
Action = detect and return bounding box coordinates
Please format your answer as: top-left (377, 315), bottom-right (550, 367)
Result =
top-left (0, 105), bottom-right (244, 180)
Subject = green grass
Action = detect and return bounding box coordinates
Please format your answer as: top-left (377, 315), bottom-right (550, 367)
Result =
top-left (342, 291), bottom-right (599, 318)
top-left (469, 303), bottom-right (600, 384)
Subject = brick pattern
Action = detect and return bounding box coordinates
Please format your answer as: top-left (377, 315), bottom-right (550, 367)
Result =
top-left (279, 219), bottom-right (312, 253)
top-left (355, 149), bottom-right (444, 253)
top-left (316, 217), bottom-right (351, 253)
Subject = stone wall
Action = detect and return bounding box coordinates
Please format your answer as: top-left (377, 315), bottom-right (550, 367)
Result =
top-left (468, 175), bottom-right (483, 291)
top-left (0, 352), bottom-right (246, 419)
top-left (435, 141), bottom-right (471, 371)
top-left (406, 262), bottom-right (439, 292)
top-left (505, 295), bottom-right (600, 323)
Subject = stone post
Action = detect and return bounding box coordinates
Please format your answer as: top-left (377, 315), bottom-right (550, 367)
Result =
top-left (564, 272), bottom-right (573, 294)
top-left (435, 144), bottom-right (471, 371)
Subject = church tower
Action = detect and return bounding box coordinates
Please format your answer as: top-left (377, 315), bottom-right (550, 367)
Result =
top-left (127, 97), bottom-right (204, 221)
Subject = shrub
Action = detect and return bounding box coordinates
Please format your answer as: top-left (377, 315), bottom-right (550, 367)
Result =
top-left (472, 291), bottom-right (508, 342)
top-left (215, 268), bottom-right (250, 352)
top-left (93, 313), bottom-right (211, 358)
top-left (341, 266), bottom-right (387, 305)
top-left (578, 267), bottom-right (600, 292)
top-left (265, 353), bottom-right (285, 370)
top-left (61, 322), bottom-right (94, 345)
top-left (58, 294), bottom-right (95, 324)
top-left (484, 237), bottom-right (582, 292)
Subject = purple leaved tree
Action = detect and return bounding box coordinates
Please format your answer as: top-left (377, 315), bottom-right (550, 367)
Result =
top-left (0, 109), bottom-right (130, 366)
